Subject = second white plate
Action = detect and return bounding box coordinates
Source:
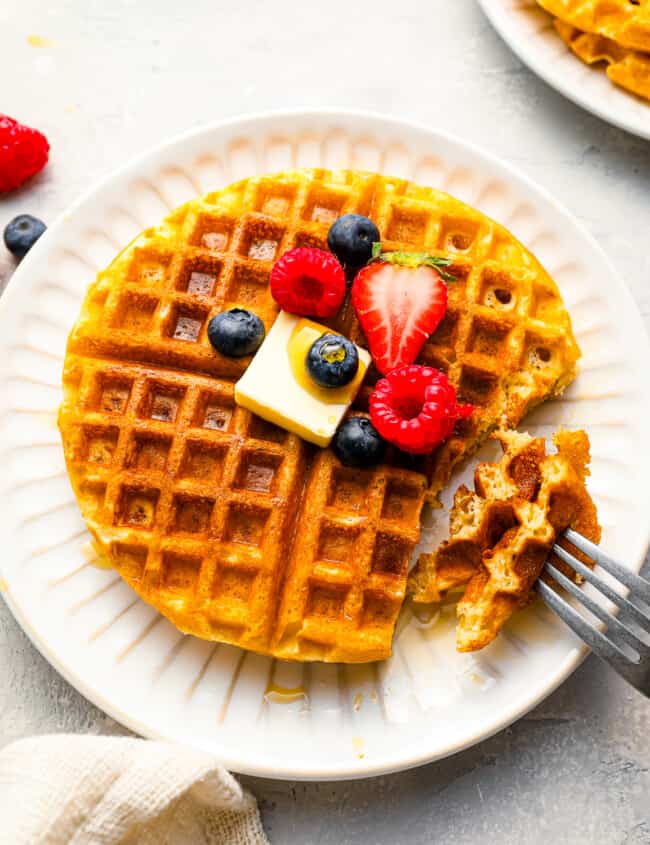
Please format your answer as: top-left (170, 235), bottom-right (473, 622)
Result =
top-left (0, 109), bottom-right (649, 780)
top-left (479, 0), bottom-right (650, 140)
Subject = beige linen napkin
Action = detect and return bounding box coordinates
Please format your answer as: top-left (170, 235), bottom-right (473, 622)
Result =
top-left (0, 735), bottom-right (269, 845)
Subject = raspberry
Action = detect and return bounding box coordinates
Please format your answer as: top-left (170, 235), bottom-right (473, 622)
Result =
top-left (0, 114), bottom-right (50, 193)
top-left (270, 247), bottom-right (345, 318)
top-left (369, 365), bottom-right (473, 454)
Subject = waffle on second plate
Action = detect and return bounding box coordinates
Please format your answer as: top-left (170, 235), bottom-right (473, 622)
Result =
top-left (537, 0), bottom-right (650, 52)
top-left (553, 17), bottom-right (650, 101)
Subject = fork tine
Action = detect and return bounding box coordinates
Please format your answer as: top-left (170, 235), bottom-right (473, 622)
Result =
top-left (543, 562), bottom-right (647, 655)
top-left (564, 528), bottom-right (650, 603)
top-left (536, 579), bottom-right (638, 666)
top-left (551, 544), bottom-right (650, 634)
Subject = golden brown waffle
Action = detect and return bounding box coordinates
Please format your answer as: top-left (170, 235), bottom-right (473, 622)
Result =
top-left (60, 356), bottom-right (426, 661)
top-left (537, 0), bottom-right (650, 52)
top-left (59, 168), bottom-right (579, 662)
top-left (409, 429), bottom-right (601, 652)
top-left (553, 17), bottom-right (650, 101)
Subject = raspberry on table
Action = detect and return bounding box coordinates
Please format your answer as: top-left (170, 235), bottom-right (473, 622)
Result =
top-left (369, 365), bottom-right (473, 455)
top-left (0, 114), bottom-right (50, 193)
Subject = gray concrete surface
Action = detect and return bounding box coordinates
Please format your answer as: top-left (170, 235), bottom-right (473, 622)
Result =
top-left (1, 1), bottom-right (649, 842)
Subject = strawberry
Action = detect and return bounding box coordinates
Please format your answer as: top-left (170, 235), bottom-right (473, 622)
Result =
top-left (351, 251), bottom-right (451, 376)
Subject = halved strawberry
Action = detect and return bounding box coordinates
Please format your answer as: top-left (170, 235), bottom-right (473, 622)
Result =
top-left (351, 253), bottom-right (449, 376)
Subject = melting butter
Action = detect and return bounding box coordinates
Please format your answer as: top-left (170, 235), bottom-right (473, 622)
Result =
top-left (287, 319), bottom-right (367, 406)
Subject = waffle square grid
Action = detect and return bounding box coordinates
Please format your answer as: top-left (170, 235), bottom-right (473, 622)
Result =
top-left (59, 168), bottom-right (579, 662)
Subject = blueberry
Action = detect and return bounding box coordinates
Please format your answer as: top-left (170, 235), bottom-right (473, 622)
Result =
top-left (3, 214), bottom-right (46, 259)
top-left (207, 308), bottom-right (265, 357)
top-left (307, 333), bottom-right (359, 388)
top-left (327, 214), bottom-right (380, 277)
top-left (333, 417), bottom-right (386, 467)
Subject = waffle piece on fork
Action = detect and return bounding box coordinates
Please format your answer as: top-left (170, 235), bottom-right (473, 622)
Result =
top-left (408, 429), bottom-right (601, 652)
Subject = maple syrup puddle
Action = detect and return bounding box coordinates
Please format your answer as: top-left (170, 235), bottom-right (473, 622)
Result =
top-left (264, 682), bottom-right (308, 705)
top-left (81, 540), bottom-right (112, 570)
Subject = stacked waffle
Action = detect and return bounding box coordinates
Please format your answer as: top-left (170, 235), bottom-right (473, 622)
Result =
top-left (537, 0), bottom-right (650, 100)
top-left (59, 168), bottom-right (581, 661)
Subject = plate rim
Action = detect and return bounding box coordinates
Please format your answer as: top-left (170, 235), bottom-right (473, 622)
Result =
top-left (1, 107), bottom-right (649, 780)
top-left (477, 0), bottom-right (650, 142)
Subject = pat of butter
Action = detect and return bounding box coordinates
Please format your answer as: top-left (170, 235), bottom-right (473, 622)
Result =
top-left (235, 312), bottom-right (370, 448)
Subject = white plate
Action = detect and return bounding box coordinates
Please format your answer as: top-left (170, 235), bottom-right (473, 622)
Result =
top-left (478, 0), bottom-right (650, 140)
top-left (1, 110), bottom-right (648, 780)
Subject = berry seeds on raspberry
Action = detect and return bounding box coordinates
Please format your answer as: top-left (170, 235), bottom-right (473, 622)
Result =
top-left (369, 365), bottom-right (473, 455)
top-left (270, 247), bottom-right (346, 318)
top-left (0, 114), bottom-right (50, 193)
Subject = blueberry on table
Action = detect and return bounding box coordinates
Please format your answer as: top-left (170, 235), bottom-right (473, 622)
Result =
top-left (327, 214), bottom-right (380, 277)
top-left (3, 214), bottom-right (46, 258)
top-left (333, 417), bottom-right (386, 467)
top-left (306, 333), bottom-right (359, 388)
top-left (208, 308), bottom-right (265, 357)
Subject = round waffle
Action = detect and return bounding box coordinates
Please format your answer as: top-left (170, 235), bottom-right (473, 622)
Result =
top-left (58, 168), bottom-right (580, 663)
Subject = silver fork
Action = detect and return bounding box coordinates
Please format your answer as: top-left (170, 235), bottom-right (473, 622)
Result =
top-left (536, 528), bottom-right (650, 697)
